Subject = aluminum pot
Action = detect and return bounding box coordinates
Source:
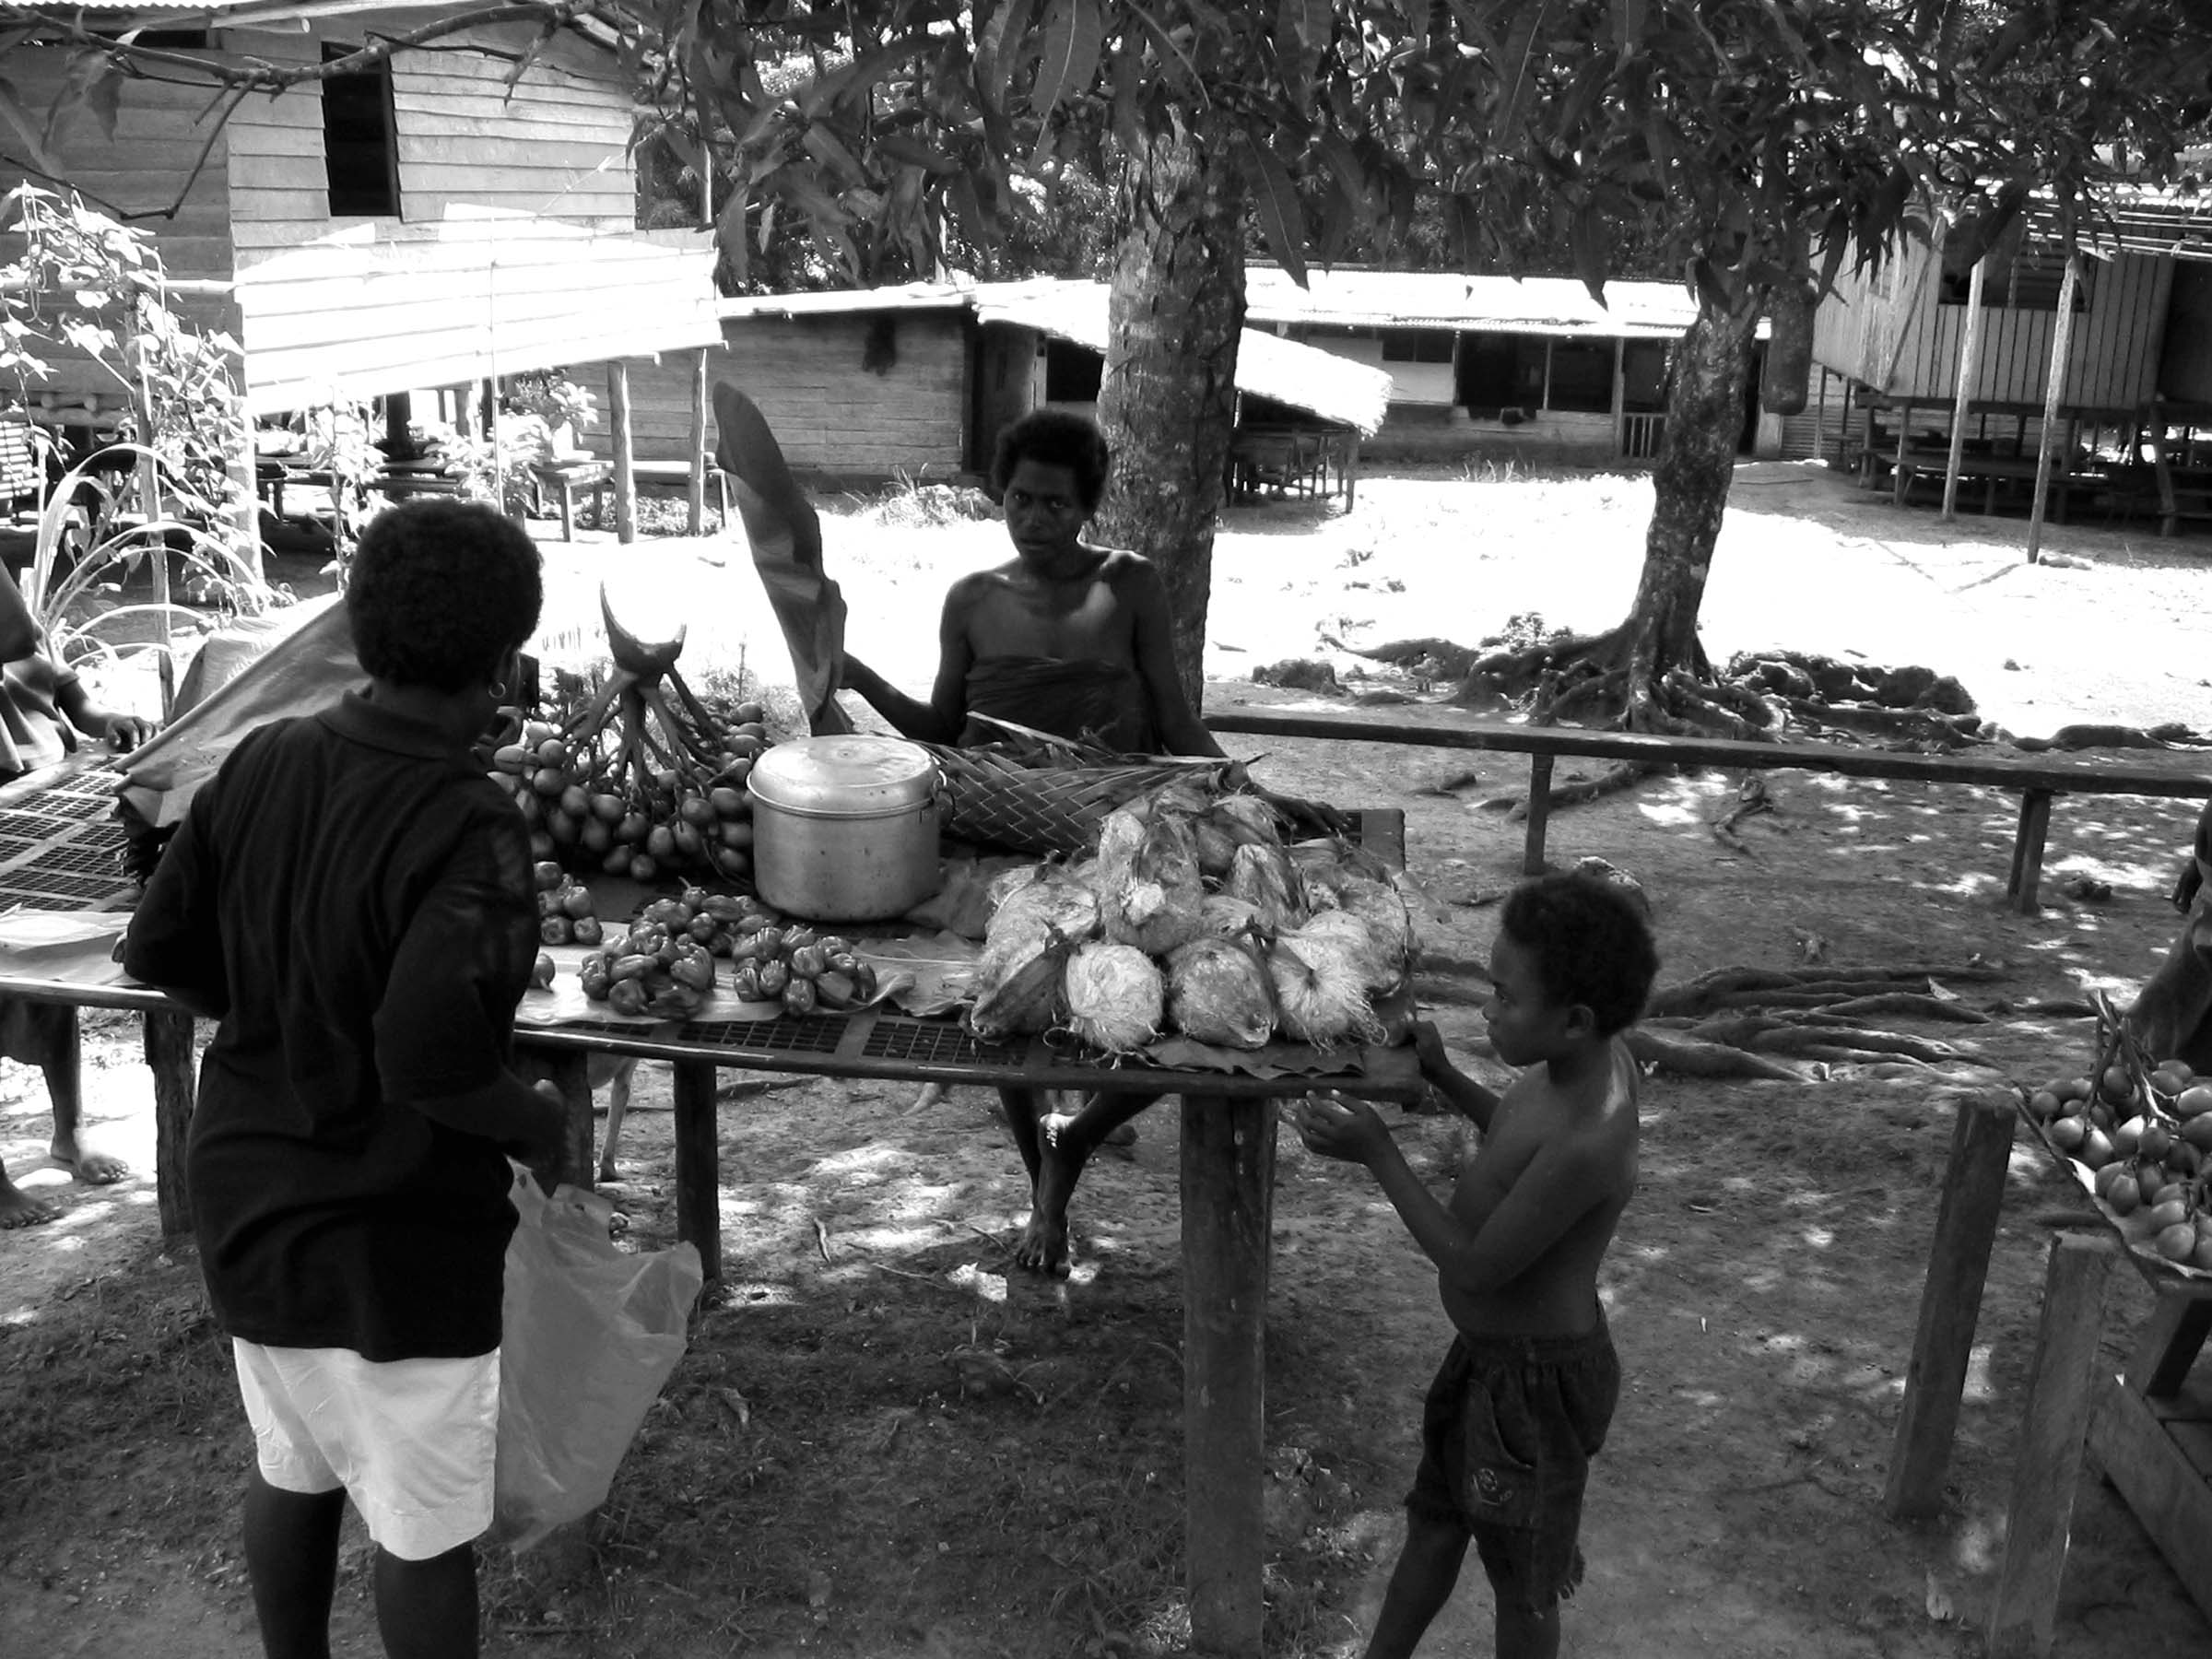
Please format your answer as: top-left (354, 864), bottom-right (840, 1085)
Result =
top-left (746, 735), bottom-right (941, 922)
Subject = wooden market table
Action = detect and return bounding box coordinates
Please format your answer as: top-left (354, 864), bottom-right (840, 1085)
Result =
top-left (1887, 1092), bottom-right (2212, 1655)
top-left (0, 756), bottom-right (1417, 1657)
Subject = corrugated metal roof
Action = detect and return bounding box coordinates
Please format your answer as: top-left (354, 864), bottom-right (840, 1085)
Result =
top-left (716, 279), bottom-right (977, 320)
top-left (1243, 266), bottom-right (1700, 337)
top-left (2058, 186), bottom-right (2212, 263)
top-left (971, 277), bottom-right (1392, 434)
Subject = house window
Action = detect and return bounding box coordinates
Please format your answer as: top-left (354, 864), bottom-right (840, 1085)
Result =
top-left (1042, 337), bottom-right (1102, 403)
top-left (323, 43), bottom-right (400, 218)
top-left (1547, 340), bottom-right (1615, 413)
top-left (1382, 328), bottom-right (1455, 364)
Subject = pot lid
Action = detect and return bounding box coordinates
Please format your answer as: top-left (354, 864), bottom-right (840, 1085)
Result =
top-left (747, 735), bottom-right (938, 815)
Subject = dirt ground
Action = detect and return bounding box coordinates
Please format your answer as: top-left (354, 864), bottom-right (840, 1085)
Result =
top-left (5, 460), bottom-right (2212, 1657)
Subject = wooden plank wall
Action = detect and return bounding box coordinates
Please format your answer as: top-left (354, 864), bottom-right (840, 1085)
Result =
top-left (654, 313), bottom-right (971, 478)
top-left (217, 20), bottom-right (694, 411)
top-left (0, 43), bottom-right (242, 409)
top-left (1813, 242), bottom-right (2171, 407)
top-left (225, 18), bottom-right (634, 238)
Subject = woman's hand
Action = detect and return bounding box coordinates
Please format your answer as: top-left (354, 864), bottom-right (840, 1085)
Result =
top-left (1289, 1090), bottom-right (1393, 1167)
top-left (102, 713), bottom-right (158, 753)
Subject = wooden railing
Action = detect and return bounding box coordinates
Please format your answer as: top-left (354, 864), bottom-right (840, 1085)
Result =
top-left (1618, 410), bottom-right (1665, 459)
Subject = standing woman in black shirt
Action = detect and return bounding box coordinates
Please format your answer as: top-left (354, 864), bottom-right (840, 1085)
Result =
top-left (126, 499), bottom-right (566, 1659)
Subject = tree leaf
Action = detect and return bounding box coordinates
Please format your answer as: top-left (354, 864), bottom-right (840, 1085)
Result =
top-left (976, 0), bottom-right (1038, 115)
top-left (1031, 0), bottom-right (1105, 124)
top-left (1125, 2), bottom-right (1206, 101)
top-left (1571, 203), bottom-right (1610, 304)
top-left (1492, 0), bottom-right (1558, 147)
top-left (1240, 131), bottom-right (1307, 287)
top-left (0, 76), bottom-right (59, 179)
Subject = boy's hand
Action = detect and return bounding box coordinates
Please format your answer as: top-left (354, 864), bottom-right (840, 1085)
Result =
top-left (522, 1078), bottom-right (570, 1188)
top-left (1289, 1091), bottom-right (1393, 1166)
top-left (1412, 1019), bottom-right (1453, 1084)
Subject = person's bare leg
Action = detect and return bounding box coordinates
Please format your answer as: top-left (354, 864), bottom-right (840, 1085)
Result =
top-left (1014, 1090), bottom-right (1157, 1276)
top-left (998, 1086), bottom-right (1045, 1183)
top-left (1362, 1512), bottom-right (1470, 1659)
top-left (1495, 1594), bottom-right (1562, 1659)
top-left (242, 1471), bottom-right (346, 1659)
top-left (38, 1005), bottom-right (125, 1184)
top-left (596, 1059), bottom-right (634, 1183)
top-left (373, 1540), bottom-right (478, 1659)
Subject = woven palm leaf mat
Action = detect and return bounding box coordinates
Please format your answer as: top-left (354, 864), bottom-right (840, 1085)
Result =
top-left (0, 761), bottom-right (133, 912)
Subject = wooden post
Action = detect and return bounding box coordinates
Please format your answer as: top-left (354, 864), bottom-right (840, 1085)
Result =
top-left (674, 1058), bottom-right (721, 1281)
top-left (2123, 1283), bottom-right (2212, 1397)
top-left (2024, 253), bottom-right (2082, 566)
top-left (145, 1007), bottom-right (195, 1237)
top-left (1884, 1090), bottom-right (2017, 1517)
top-left (1181, 1092), bottom-right (1277, 1658)
top-left (687, 349), bottom-right (711, 535)
top-left (1986, 1232), bottom-right (2114, 1659)
top-left (1523, 752), bottom-right (1554, 876)
top-left (606, 360), bottom-right (637, 546)
top-left (2006, 789), bottom-right (2054, 915)
top-left (1941, 255), bottom-right (1987, 521)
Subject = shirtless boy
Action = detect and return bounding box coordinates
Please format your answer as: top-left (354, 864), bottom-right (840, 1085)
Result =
top-left (1293, 873), bottom-right (1658, 1658)
top-left (841, 409), bottom-right (1327, 1275)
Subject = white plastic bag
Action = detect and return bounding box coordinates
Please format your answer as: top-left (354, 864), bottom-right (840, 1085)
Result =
top-left (489, 1163), bottom-right (702, 1551)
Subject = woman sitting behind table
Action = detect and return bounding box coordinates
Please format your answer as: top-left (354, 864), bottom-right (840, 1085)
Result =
top-left (0, 563), bottom-right (156, 1229)
top-left (837, 410), bottom-right (1333, 1275)
top-left (838, 407), bottom-right (1220, 759)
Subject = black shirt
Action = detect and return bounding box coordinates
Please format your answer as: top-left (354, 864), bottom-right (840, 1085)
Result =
top-left (124, 692), bottom-right (538, 1360)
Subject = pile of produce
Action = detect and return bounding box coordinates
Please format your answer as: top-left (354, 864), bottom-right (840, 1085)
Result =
top-left (572, 887), bottom-right (878, 1020)
top-left (488, 590), bottom-right (768, 885)
top-left (967, 782), bottom-right (1416, 1054)
top-left (2023, 996), bottom-right (2212, 1271)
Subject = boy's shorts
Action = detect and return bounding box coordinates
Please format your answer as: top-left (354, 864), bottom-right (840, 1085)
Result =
top-left (232, 1339), bottom-right (500, 1561)
top-left (1404, 1313), bottom-right (1620, 1613)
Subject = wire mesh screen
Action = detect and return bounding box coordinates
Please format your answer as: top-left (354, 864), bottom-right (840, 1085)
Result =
top-left (860, 1017), bottom-right (1017, 1066)
top-left (0, 763), bottom-right (133, 912)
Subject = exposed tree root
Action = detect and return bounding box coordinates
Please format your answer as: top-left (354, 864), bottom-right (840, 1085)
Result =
top-left (1643, 963), bottom-right (2004, 1019)
top-left (1505, 759), bottom-right (1656, 821)
top-left (1622, 1028), bottom-right (1807, 1081)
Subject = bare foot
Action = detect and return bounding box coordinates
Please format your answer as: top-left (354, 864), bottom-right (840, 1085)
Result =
top-left (1012, 1123), bottom-right (1080, 1276)
top-left (53, 1142), bottom-right (127, 1185)
top-left (0, 1182), bottom-right (60, 1229)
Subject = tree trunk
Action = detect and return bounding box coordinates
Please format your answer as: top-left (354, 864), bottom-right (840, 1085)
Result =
top-left (1092, 118), bottom-right (1246, 714)
top-left (1622, 288), bottom-right (1762, 720)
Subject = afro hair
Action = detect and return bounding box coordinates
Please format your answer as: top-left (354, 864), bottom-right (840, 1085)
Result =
top-left (1498, 872), bottom-right (1660, 1036)
top-left (347, 499), bottom-right (543, 692)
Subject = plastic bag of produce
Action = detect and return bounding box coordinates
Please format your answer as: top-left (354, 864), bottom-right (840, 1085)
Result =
top-left (1227, 842), bottom-right (1308, 934)
top-left (971, 924), bottom-right (1077, 1039)
top-left (985, 865), bottom-right (1101, 951)
top-left (1296, 907), bottom-right (1399, 994)
top-left (491, 1163), bottom-right (702, 1552)
top-left (1267, 925), bottom-right (1383, 1048)
top-left (1063, 940), bottom-right (1164, 1054)
top-left (1166, 935), bottom-right (1276, 1050)
top-left (1096, 800), bottom-right (1206, 955)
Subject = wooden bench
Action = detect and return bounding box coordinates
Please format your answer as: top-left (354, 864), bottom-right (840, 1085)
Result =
top-left (1206, 710), bottom-right (2212, 914)
top-left (528, 456), bottom-right (612, 539)
top-left (630, 458), bottom-right (734, 524)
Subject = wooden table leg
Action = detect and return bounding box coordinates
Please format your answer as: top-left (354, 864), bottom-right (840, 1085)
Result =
top-left (1181, 1092), bottom-right (1277, 1658)
top-left (1884, 1090), bottom-right (2016, 1517)
top-left (673, 1059), bottom-right (721, 1282)
top-left (143, 1008), bottom-right (196, 1238)
top-left (1987, 1232), bottom-right (2114, 1659)
top-left (547, 1051), bottom-right (594, 1189)
top-left (2006, 789), bottom-right (2053, 914)
top-left (1523, 753), bottom-right (1554, 876)
top-left (2087, 1281), bottom-right (2212, 1630)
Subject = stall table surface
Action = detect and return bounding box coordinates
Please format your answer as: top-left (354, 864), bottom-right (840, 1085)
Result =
top-left (0, 756), bottom-right (1414, 1656)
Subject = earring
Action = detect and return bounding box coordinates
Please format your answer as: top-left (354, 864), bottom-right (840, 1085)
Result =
top-left (488, 679), bottom-right (510, 701)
